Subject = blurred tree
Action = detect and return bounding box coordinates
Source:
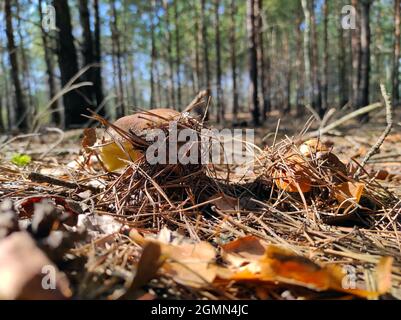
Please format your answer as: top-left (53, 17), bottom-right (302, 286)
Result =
top-left (5, 0), bottom-right (28, 130)
top-left (392, 0), bottom-right (400, 106)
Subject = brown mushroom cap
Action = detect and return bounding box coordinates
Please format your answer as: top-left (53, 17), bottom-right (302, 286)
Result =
top-left (108, 108), bottom-right (181, 142)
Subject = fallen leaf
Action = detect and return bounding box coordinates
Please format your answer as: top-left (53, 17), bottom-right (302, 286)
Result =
top-left (208, 193), bottom-right (239, 211)
top-left (333, 182), bottom-right (365, 206)
top-left (82, 128), bottom-right (97, 152)
top-left (219, 237), bottom-right (390, 299)
top-left (376, 256), bottom-right (393, 294)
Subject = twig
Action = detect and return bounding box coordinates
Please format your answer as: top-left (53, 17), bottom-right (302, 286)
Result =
top-left (354, 85), bottom-right (393, 178)
top-left (28, 172), bottom-right (100, 193)
top-left (306, 102), bottom-right (383, 138)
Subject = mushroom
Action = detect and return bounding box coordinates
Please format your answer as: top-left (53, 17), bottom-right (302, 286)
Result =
top-left (99, 108), bottom-right (181, 171)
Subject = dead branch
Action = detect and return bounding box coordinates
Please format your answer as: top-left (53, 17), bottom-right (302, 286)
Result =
top-left (354, 84), bottom-right (394, 178)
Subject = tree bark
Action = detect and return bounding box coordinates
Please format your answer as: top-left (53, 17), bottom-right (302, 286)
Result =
top-left (38, 0), bottom-right (60, 126)
top-left (357, 0), bottom-right (371, 117)
top-left (163, 0), bottom-right (175, 107)
top-left (200, 0), bottom-right (210, 120)
top-left (393, 0), bottom-right (400, 106)
top-left (214, 0), bottom-right (224, 123)
top-left (301, 0), bottom-right (312, 109)
top-left (310, 0), bottom-right (323, 116)
top-left (5, 0), bottom-right (28, 130)
top-left (255, 0), bottom-right (269, 120)
top-left (322, 0), bottom-right (329, 111)
top-left (173, 0), bottom-right (182, 110)
top-left (295, 18), bottom-right (304, 116)
top-left (92, 0), bottom-right (105, 115)
top-left (78, 0), bottom-right (96, 108)
top-left (230, 0), bottom-right (239, 124)
top-left (247, 0), bottom-right (260, 126)
top-left (53, 0), bottom-right (90, 128)
top-left (150, 0), bottom-right (156, 108)
top-left (109, 0), bottom-right (125, 116)
top-left (351, 0), bottom-right (361, 107)
top-left (337, 2), bottom-right (348, 107)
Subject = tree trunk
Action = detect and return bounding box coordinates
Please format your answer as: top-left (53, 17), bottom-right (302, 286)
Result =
top-left (200, 0), bottom-right (210, 120)
top-left (310, 0), bottom-right (322, 116)
top-left (163, 0), bottom-right (175, 107)
top-left (214, 0), bottom-right (224, 123)
top-left (173, 0), bottom-right (182, 110)
top-left (351, 0), bottom-right (361, 107)
top-left (5, 0), bottom-right (28, 130)
top-left (150, 0), bottom-right (156, 108)
top-left (230, 0), bottom-right (239, 124)
top-left (301, 0), bottom-right (312, 109)
top-left (295, 19), bottom-right (304, 116)
top-left (393, 0), bottom-right (400, 106)
top-left (93, 0), bottom-right (105, 115)
top-left (78, 0), bottom-right (96, 108)
top-left (38, 0), bottom-right (60, 126)
top-left (337, 2), bottom-right (348, 107)
top-left (16, 1), bottom-right (35, 119)
top-left (255, 0), bottom-right (269, 121)
top-left (357, 0), bottom-right (371, 117)
top-left (110, 0), bottom-right (125, 116)
top-left (53, 0), bottom-right (89, 128)
top-left (322, 0), bottom-right (329, 111)
top-left (194, 12), bottom-right (201, 94)
top-left (247, 0), bottom-right (260, 126)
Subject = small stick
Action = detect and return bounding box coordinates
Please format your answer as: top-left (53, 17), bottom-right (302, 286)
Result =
top-left (354, 84), bottom-right (393, 178)
top-left (28, 172), bottom-right (100, 193)
top-left (306, 102), bottom-right (383, 138)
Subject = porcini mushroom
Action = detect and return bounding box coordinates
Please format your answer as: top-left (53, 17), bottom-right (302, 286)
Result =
top-left (99, 108), bottom-right (181, 171)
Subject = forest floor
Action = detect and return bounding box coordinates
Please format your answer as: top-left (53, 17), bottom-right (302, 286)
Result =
top-left (0, 107), bottom-right (401, 300)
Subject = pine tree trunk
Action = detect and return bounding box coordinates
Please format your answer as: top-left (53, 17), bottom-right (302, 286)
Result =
top-left (247, 0), bottom-right (260, 126)
top-left (200, 0), bottom-right (210, 120)
top-left (351, 0), bottom-right (361, 107)
top-left (163, 0), bottom-right (175, 107)
top-left (53, 0), bottom-right (89, 128)
top-left (93, 0), bottom-right (105, 115)
top-left (150, 0), bottom-right (156, 108)
top-left (322, 0), bottom-right (329, 111)
top-left (110, 0), bottom-right (125, 116)
top-left (295, 19), bottom-right (304, 116)
top-left (38, 0), bottom-right (60, 126)
top-left (78, 0), bottom-right (95, 107)
top-left (337, 2), bottom-right (348, 107)
top-left (310, 0), bottom-right (322, 116)
top-left (255, 0), bottom-right (269, 121)
top-left (173, 0), bottom-right (182, 110)
top-left (214, 0), bottom-right (224, 123)
top-left (230, 0), bottom-right (239, 125)
top-left (393, 0), bottom-right (400, 106)
top-left (357, 0), bottom-right (371, 116)
top-left (16, 1), bottom-right (35, 119)
top-left (194, 12), bottom-right (201, 94)
top-left (5, 0), bottom-right (28, 130)
top-left (301, 0), bottom-right (312, 109)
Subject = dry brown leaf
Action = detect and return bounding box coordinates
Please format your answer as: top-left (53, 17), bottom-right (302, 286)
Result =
top-left (333, 181), bottom-right (365, 205)
top-left (123, 241), bottom-right (164, 299)
top-left (376, 256), bottom-right (393, 294)
top-left (221, 235), bottom-right (266, 272)
top-left (219, 237), bottom-right (390, 299)
top-left (82, 127), bottom-right (97, 152)
top-left (208, 193), bottom-right (239, 211)
top-left (161, 241), bottom-right (217, 288)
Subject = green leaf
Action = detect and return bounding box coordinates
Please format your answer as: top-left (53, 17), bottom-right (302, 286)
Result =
top-left (11, 154), bottom-right (32, 167)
